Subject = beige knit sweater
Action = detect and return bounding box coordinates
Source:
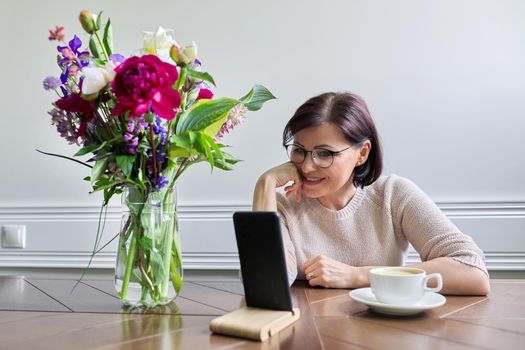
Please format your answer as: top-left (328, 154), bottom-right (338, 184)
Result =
top-left (276, 174), bottom-right (488, 284)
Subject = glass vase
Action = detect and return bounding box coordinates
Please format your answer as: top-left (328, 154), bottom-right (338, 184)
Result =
top-left (115, 186), bottom-right (183, 307)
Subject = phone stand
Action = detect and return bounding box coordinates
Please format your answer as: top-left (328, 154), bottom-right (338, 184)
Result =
top-left (210, 307), bottom-right (300, 341)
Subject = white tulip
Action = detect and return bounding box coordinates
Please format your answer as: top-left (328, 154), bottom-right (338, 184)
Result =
top-left (182, 41), bottom-right (198, 63)
top-left (170, 41), bottom-right (198, 65)
top-left (143, 27), bottom-right (175, 55)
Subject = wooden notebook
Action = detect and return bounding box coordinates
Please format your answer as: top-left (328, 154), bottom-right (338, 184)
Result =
top-left (210, 307), bottom-right (300, 341)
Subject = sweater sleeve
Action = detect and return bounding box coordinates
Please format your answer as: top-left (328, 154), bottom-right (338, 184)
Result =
top-left (392, 177), bottom-right (488, 276)
top-left (276, 193), bottom-right (299, 285)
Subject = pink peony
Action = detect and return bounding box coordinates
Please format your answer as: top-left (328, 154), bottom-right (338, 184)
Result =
top-left (111, 55), bottom-right (180, 120)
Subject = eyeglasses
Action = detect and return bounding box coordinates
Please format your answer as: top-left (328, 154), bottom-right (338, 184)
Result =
top-left (285, 144), bottom-right (355, 168)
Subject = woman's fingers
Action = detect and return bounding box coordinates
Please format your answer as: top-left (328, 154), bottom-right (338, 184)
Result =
top-left (284, 181), bottom-right (303, 202)
top-left (304, 256), bottom-right (323, 276)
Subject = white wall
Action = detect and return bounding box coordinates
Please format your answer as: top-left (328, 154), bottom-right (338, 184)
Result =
top-left (1, 0), bottom-right (524, 270)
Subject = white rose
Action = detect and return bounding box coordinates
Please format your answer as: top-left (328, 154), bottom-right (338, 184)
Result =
top-left (81, 61), bottom-right (117, 96)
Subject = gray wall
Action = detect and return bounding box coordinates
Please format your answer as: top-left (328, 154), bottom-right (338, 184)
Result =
top-left (1, 0), bottom-right (524, 271)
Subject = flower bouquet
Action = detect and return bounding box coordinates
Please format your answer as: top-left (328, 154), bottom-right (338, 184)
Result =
top-left (43, 10), bottom-right (275, 307)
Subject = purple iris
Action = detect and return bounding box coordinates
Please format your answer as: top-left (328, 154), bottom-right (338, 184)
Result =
top-left (57, 35), bottom-right (91, 83)
top-left (109, 54), bottom-right (126, 64)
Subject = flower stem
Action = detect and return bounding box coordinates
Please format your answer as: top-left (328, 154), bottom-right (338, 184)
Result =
top-left (94, 32), bottom-right (109, 61)
top-left (160, 200), bottom-right (175, 296)
top-left (149, 123), bottom-right (158, 181)
top-left (174, 66), bottom-right (187, 91)
top-left (173, 158), bottom-right (189, 183)
top-left (120, 225), bottom-right (138, 300)
top-left (163, 158), bottom-right (189, 204)
top-left (138, 253), bottom-right (155, 295)
top-left (170, 248), bottom-right (183, 293)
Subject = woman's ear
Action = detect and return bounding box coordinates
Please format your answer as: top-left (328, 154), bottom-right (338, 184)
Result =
top-left (356, 140), bottom-right (372, 166)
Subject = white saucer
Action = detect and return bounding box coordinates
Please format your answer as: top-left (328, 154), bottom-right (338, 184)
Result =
top-left (349, 287), bottom-right (446, 316)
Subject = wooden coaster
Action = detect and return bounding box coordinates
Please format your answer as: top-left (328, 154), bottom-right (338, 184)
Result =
top-left (210, 307), bottom-right (300, 341)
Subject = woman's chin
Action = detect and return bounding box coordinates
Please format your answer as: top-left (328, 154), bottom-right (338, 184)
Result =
top-left (301, 186), bottom-right (324, 199)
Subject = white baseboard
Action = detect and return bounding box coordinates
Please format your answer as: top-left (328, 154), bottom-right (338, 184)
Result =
top-left (1, 201), bottom-right (524, 271)
top-left (0, 251), bottom-right (524, 271)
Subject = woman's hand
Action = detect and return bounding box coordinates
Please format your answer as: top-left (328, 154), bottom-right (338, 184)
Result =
top-left (253, 162), bottom-right (303, 211)
top-left (304, 255), bottom-right (365, 288)
top-left (263, 162), bottom-right (303, 202)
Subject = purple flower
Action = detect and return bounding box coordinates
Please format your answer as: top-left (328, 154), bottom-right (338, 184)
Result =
top-left (109, 54), bottom-right (126, 64)
top-left (150, 174), bottom-right (169, 190)
top-left (136, 117), bottom-right (148, 132)
top-left (43, 76), bottom-right (61, 91)
top-left (214, 104), bottom-right (247, 141)
top-left (48, 107), bottom-right (81, 145)
top-left (152, 116), bottom-right (168, 143)
top-left (126, 121), bottom-right (135, 133)
top-left (57, 35), bottom-right (91, 83)
top-left (127, 136), bottom-right (139, 154)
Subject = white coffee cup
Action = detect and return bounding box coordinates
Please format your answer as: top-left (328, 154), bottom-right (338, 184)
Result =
top-left (370, 267), bottom-right (443, 305)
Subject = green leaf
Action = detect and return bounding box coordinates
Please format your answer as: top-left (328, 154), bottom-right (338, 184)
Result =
top-left (150, 252), bottom-right (165, 279)
top-left (200, 106), bottom-right (237, 139)
top-left (94, 58), bottom-right (105, 67)
top-left (89, 35), bottom-right (101, 59)
top-left (103, 187), bottom-right (117, 206)
top-left (74, 141), bottom-right (107, 156)
top-left (103, 18), bottom-right (113, 56)
top-left (169, 133), bottom-right (194, 158)
top-left (186, 68), bottom-right (216, 86)
top-left (171, 133), bottom-right (193, 151)
top-left (137, 168), bottom-right (146, 190)
top-left (91, 157), bottom-right (109, 184)
top-left (138, 236), bottom-right (153, 251)
top-left (36, 149), bottom-right (92, 169)
top-left (136, 136), bottom-right (151, 154)
top-left (176, 98), bottom-right (239, 134)
top-left (116, 155), bottom-right (135, 178)
top-left (96, 11), bottom-right (103, 31)
top-left (239, 84), bottom-right (277, 111)
top-left (195, 134), bottom-right (214, 167)
top-left (213, 151), bottom-right (240, 171)
top-left (91, 177), bottom-right (120, 192)
top-left (168, 147), bottom-right (192, 159)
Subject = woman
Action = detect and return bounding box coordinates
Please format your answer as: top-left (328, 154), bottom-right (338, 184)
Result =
top-left (252, 92), bottom-right (490, 295)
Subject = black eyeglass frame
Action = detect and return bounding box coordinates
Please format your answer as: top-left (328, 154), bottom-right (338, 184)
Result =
top-left (285, 143), bottom-right (358, 168)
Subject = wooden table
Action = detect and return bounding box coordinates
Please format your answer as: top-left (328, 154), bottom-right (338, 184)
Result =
top-left (0, 276), bottom-right (524, 349)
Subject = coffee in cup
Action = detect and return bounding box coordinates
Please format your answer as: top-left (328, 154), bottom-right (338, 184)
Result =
top-left (370, 267), bottom-right (443, 305)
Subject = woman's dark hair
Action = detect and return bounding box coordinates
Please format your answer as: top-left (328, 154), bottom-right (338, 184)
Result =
top-left (283, 92), bottom-right (383, 188)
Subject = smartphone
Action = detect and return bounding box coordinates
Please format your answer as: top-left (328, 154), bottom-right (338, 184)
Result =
top-left (233, 211), bottom-right (293, 311)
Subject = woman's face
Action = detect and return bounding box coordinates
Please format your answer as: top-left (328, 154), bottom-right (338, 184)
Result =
top-left (292, 122), bottom-right (370, 208)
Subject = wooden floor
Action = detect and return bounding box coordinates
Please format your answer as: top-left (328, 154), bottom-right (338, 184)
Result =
top-left (1, 276), bottom-right (524, 349)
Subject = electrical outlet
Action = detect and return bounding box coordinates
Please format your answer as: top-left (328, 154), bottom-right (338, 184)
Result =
top-left (1, 225), bottom-right (26, 249)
